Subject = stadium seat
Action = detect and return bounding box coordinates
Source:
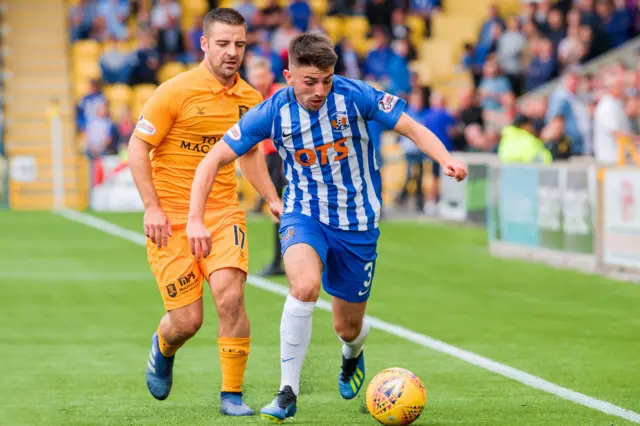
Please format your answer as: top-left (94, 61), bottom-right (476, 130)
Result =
top-left (72, 40), bottom-right (101, 62)
top-left (431, 14), bottom-right (481, 49)
top-left (310, 0), bottom-right (328, 16)
top-left (104, 84), bottom-right (133, 105)
top-left (352, 37), bottom-right (375, 57)
top-left (406, 15), bottom-right (425, 48)
top-left (73, 60), bottom-right (101, 81)
top-left (132, 84), bottom-right (157, 105)
top-left (158, 62), bottom-right (187, 83)
top-left (344, 16), bottom-right (369, 40)
top-left (73, 78), bottom-right (91, 100)
top-left (109, 102), bottom-right (130, 122)
top-left (181, 0), bottom-right (207, 14)
top-left (131, 100), bottom-right (146, 122)
top-left (322, 16), bottom-right (343, 44)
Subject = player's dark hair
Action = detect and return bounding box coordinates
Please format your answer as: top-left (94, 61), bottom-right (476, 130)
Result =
top-left (288, 33), bottom-right (338, 71)
top-left (203, 8), bottom-right (246, 34)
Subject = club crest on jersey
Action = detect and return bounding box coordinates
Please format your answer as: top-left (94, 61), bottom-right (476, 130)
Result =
top-left (280, 226), bottom-right (295, 243)
top-left (330, 111), bottom-right (349, 131)
top-left (378, 93), bottom-right (399, 113)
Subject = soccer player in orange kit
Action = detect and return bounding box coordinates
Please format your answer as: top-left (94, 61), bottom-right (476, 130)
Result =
top-left (127, 8), bottom-right (282, 416)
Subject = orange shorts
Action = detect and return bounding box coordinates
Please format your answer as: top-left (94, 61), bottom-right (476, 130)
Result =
top-left (147, 208), bottom-right (249, 311)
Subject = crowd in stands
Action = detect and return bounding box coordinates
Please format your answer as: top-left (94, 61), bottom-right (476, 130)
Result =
top-left (459, 0), bottom-right (640, 165)
top-left (69, 0), bottom-right (640, 212)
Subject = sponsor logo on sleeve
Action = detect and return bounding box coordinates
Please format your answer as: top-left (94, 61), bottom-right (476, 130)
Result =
top-left (135, 115), bottom-right (157, 136)
top-left (227, 123), bottom-right (241, 140)
top-left (378, 93), bottom-right (399, 113)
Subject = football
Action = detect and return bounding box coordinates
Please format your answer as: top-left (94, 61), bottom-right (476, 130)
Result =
top-left (366, 368), bottom-right (427, 426)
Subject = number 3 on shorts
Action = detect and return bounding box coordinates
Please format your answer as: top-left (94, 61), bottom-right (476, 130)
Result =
top-left (358, 261), bottom-right (374, 297)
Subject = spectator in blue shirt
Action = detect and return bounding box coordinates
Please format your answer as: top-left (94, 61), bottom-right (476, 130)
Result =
top-left (100, 36), bottom-right (132, 84)
top-left (423, 92), bottom-right (457, 213)
top-left (396, 90), bottom-right (428, 212)
top-left (250, 30), bottom-right (284, 81)
top-left (365, 28), bottom-right (395, 81)
top-left (388, 39), bottom-right (412, 97)
top-left (76, 79), bottom-right (107, 132)
top-left (542, 68), bottom-right (592, 155)
top-left (69, 0), bottom-right (97, 41)
top-left (97, 0), bottom-right (130, 40)
top-left (288, 0), bottom-right (312, 32)
top-left (596, 0), bottom-right (631, 48)
top-left (525, 38), bottom-right (557, 92)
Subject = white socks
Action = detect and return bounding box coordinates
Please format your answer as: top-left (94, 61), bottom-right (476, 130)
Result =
top-left (280, 295), bottom-right (316, 396)
top-left (339, 318), bottom-right (370, 359)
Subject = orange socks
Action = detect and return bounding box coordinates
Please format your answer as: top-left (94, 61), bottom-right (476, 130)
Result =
top-left (157, 328), bottom-right (185, 357)
top-left (218, 337), bottom-right (251, 392)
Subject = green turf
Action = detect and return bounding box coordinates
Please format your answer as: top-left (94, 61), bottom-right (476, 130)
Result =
top-left (1, 211), bottom-right (638, 425)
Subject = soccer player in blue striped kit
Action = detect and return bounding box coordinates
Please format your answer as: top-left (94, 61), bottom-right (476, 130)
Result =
top-left (187, 33), bottom-right (468, 422)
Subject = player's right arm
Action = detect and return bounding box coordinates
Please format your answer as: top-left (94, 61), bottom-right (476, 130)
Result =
top-left (187, 100), bottom-right (275, 260)
top-left (128, 83), bottom-right (176, 248)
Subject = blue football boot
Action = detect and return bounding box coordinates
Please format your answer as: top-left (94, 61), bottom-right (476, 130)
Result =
top-left (220, 392), bottom-right (254, 416)
top-left (260, 385), bottom-right (297, 423)
top-left (338, 350), bottom-right (365, 400)
top-left (145, 332), bottom-right (174, 400)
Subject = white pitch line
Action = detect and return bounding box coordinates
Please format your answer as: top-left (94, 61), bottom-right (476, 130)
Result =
top-left (55, 209), bottom-right (640, 424)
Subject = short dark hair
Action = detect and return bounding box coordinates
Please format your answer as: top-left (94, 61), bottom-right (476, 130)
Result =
top-left (203, 8), bottom-right (246, 34)
top-left (288, 33), bottom-right (338, 71)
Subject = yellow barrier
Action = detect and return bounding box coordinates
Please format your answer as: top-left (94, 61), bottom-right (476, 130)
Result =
top-left (617, 134), bottom-right (640, 165)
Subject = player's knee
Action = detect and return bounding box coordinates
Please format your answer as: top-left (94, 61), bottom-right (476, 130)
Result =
top-left (173, 313), bottom-right (203, 338)
top-left (214, 286), bottom-right (245, 321)
top-left (289, 279), bottom-right (320, 302)
top-left (334, 318), bottom-right (361, 342)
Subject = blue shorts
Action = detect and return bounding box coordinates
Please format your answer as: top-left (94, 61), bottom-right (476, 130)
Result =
top-left (279, 213), bottom-right (380, 303)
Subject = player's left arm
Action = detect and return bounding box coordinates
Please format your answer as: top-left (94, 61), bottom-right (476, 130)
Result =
top-left (393, 113), bottom-right (467, 182)
top-left (354, 81), bottom-right (467, 182)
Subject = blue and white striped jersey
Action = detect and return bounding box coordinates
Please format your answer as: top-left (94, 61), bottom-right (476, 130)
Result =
top-left (223, 76), bottom-right (407, 231)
